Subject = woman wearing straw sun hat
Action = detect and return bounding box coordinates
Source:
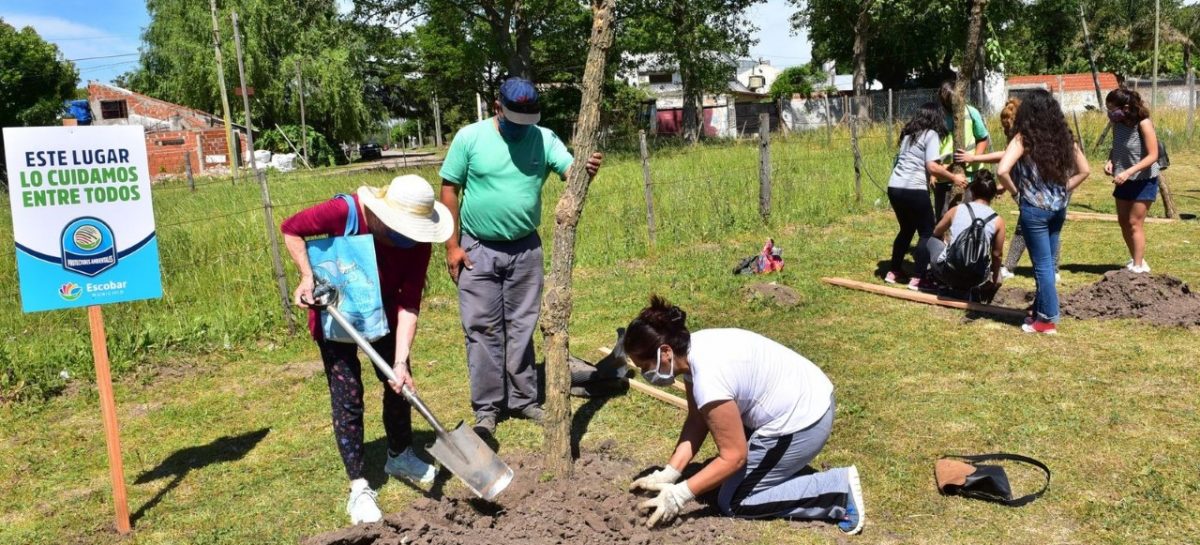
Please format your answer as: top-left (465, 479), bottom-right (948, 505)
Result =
top-left (281, 174), bottom-right (453, 525)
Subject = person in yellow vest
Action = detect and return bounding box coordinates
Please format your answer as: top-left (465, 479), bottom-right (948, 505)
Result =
top-left (935, 81), bottom-right (991, 217)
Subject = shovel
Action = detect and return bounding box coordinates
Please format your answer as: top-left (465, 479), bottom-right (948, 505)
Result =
top-left (311, 282), bottom-right (514, 501)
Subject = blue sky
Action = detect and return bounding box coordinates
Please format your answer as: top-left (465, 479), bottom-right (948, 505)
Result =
top-left (1, 0), bottom-right (810, 85)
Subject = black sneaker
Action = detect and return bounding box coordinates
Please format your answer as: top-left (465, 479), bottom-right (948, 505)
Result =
top-left (473, 414), bottom-right (497, 435)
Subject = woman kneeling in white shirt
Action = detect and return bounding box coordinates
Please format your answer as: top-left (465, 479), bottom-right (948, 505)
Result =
top-left (623, 296), bottom-right (864, 535)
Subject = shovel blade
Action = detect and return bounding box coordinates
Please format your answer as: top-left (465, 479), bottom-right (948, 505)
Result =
top-left (427, 423), bottom-right (514, 501)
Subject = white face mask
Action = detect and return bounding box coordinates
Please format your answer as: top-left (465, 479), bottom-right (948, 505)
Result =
top-left (642, 346), bottom-right (676, 387)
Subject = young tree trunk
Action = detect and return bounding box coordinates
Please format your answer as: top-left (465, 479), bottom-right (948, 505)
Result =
top-left (951, 0), bottom-right (988, 180)
top-left (851, 0), bottom-right (873, 120)
top-left (681, 68), bottom-right (703, 144)
top-left (540, 0), bottom-right (617, 479)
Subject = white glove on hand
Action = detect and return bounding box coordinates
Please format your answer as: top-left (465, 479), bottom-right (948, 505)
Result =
top-left (638, 481), bottom-right (694, 528)
top-left (629, 465), bottom-right (682, 492)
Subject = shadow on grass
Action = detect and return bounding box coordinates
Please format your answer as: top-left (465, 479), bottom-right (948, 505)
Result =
top-left (571, 395), bottom-right (613, 459)
top-left (132, 428), bottom-right (270, 525)
top-left (1016, 263), bottom-right (1118, 276)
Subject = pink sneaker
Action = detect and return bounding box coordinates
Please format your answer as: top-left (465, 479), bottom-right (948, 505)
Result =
top-left (1021, 320), bottom-right (1057, 335)
top-left (884, 271), bottom-right (907, 284)
top-left (907, 276), bottom-right (922, 291)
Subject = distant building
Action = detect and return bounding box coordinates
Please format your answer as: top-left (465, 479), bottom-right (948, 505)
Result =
top-left (1006, 72), bottom-right (1120, 112)
top-left (74, 82), bottom-right (250, 179)
top-left (623, 57), bottom-right (780, 137)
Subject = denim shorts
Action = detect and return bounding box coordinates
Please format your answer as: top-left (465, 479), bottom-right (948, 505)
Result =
top-left (1113, 176), bottom-right (1159, 202)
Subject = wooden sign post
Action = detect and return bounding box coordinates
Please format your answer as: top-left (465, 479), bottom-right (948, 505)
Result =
top-left (89, 306), bottom-right (132, 533)
top-left (3, 125), bottom-right (164, 534)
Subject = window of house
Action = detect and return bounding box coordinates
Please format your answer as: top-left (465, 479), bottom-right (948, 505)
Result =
top-left (748, 75), bottom-right (766, 90)
top-left (100, 100), bottom-right (128, 120)
top-left (647, 73), bottom-right (673, 84)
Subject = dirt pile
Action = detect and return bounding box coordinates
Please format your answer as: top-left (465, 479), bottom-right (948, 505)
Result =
top-left (302, 444), bottom-right (819, 545)
top-left (744, 282), bottom-right (802, 307)
top-left (1062, 269), bottom-right (1200, 326)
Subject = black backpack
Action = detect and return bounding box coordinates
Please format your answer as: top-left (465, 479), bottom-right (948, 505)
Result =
top-left (935, 204), bottom-right (998, 291)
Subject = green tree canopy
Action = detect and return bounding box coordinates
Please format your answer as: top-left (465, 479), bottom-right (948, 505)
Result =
top-left (0, 18), bottom-right (79, 181)
top-left (768, 63), bottom-right (829, 101)
top-left (120, 0), bottom-right (375, 144)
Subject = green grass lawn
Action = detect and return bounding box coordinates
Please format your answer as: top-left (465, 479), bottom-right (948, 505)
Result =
top-left (1, 125), bottom-right (1199, 544)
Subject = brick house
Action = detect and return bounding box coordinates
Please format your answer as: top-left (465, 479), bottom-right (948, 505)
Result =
top-left (1006, 72), bottom-right (1121, 112)
top-left (81, 82), bottom-right (249, 179)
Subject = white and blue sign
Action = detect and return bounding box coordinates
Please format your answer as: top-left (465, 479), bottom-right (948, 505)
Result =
top-left (3, 126), bottom-right (162, 312)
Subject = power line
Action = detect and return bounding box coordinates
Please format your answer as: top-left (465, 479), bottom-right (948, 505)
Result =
top-left (67, 53), bottom-right (140, 62)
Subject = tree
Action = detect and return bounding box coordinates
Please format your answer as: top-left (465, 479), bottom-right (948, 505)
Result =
top-left (767, 64), bottom-right (827, 101)
top-left (0, 19), bottom-right (78, 182)
top-left (620, 0), bottom-right (764, 142)
top-left (121, 0), bottom-right (375, 146)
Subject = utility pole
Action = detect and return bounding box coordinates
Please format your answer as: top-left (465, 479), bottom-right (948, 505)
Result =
top-left (296, 59), bottom-right (309, 166)
top-left (232, 10), bottom-right (295, 334)
top-left (210, 0), bottom-right (238, 184)
top-left (1079, 3), bottom-right (1104, 109)
top-left (1153, 0), bottom-right (1161, 110)
top-left (433, 93), bottom-right (443, 147)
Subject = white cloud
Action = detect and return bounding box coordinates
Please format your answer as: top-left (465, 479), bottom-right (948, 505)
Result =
top-left (336, 0), bottom-right (354, 14)
top-left (3, 13), bottom-right (142, 83)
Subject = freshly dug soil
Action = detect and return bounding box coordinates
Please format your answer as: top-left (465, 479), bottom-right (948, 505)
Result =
top-left (1062, 269), bottom-right (1200, 327)
top-left (989, 286), bottom-right (1035, 309)
top-left (744, 282), bottom-right (802, 307)
top-left (301, 443), bottom-right (823, 545)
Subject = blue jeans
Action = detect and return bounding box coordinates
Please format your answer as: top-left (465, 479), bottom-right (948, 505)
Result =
top-left (1018, 204), bottom-right (1067, 322)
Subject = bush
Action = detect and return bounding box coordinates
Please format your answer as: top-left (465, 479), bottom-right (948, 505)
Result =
top-left (257, 125), bottom-right (342, 166)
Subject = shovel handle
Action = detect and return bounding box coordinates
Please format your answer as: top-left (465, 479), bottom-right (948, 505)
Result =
top-left (322, 304), bottom-right (449, 436)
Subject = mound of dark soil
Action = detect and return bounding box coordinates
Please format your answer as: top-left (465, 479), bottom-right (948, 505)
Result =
top-left (989, 286), bottom-right (1035, 309)
top-left (1062, 269), bottom-right (1200, 327)
top-left (744, 282), bottom-right (802, 307)
top-left (301, 444), bottom-right (824, 545)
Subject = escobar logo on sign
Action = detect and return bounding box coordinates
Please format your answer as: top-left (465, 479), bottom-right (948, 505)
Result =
top-left (61, 217), bottom-right (118, 276)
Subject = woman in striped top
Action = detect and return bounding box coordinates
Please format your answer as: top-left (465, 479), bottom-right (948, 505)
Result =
top-left (1104, 88), bottom-right (1160, 274)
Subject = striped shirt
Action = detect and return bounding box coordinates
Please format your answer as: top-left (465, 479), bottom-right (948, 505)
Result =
top-left (1110, 122), bottom-right (1159, 180)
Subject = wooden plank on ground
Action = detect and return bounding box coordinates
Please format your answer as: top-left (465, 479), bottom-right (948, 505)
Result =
top-left (1008, 210), bottom-right (1176, 224)
top-left (821, 277), bottom-right (1027, 319)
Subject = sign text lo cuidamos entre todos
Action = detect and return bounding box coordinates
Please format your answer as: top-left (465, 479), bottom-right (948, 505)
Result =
top-left (3, 126), bottom-right (162, 312)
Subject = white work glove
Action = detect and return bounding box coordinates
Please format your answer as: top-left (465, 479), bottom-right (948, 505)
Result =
top-left (629, 465), bottom-right (682, 492)
top-left (638, 481), bottom-right (694, 528)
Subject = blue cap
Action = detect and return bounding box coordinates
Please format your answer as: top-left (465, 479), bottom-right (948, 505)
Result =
top-left (499, 78), bottom-right (540, 125)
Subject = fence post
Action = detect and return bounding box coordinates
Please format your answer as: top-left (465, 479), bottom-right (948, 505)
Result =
top-left (638, 130), bottom-right (656, 245)
top-left (758, 112), bottom-right (771, 223)
top-left (1188, 64), bottom-right (1195, 138)
top-left (850, 102), bottom-right (863, 204)
top-left (887, 88), bottom-right (894, 147)
top-left (823, 94), bottom-right (833, 146)
top-left (1160, 175), bottom-right (1179, 219)
top-left (185, 153), bottom-right (195, 192)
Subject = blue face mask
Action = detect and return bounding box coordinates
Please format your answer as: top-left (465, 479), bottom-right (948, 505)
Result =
top-left (387, 230), bottom-right (418, 248)
top-left (641, 346), bottom-right (676, 387)
top-left (1107, 108), bottom-right (1126, 123)
top-left (498, 116), bottom-right (532, 141)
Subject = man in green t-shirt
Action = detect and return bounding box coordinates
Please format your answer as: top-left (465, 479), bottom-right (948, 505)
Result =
top-left (936, 81), bottom-right (991, 217)
top-left (438, 77), bottom-right (602, 435)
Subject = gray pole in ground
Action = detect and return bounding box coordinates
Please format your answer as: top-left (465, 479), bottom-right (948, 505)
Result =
top-left (1153, 0), bottom-right (1160, 110)
top-left (758, 113), bottom-right (773, 219)
top-left (296, 59), bottom-right (308, 166)
top-left (209, 0), bottom-right (238, 185)
top-left (638, 130), bottom-right (656, 245)
top-left (232, 10), bottom-right (296, 334)
top-left (433, 94), bottom-right (443, 147)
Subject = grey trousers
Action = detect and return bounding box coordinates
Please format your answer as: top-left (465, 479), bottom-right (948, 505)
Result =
top-left (717, 397), bottom-right (851, 521)
top-left (457, 232), bottom-right (543, 419)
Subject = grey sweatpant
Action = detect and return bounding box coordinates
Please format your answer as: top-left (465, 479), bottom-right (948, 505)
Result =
top-left (717, 397), bottom-right (851, 520)
top-left (457, 232), bottom-right (543, 419)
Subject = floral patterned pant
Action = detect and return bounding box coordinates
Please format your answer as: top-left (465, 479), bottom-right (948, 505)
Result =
top-left (316, 332), bottom-right (413, 480)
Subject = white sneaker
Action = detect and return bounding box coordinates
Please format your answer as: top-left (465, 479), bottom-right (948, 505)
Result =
top-left (385, 447), bottom-right (437, 484)
top-left (1137, 260), bottom-right (1151, 274)
top-left (346, 481), bottom-right (382, 524)
top-left (999, 267), bottom-right (1014, 281)
top-left (1055, 272), bottom-right (1061, 283)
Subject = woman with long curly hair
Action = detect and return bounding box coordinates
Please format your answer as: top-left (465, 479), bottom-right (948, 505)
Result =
top-left (1104, 88), bottom-right (1160, 273)
top-left (997, 91), bottom-right (1091, 334)
top-left (885, 102), bottom-right (966, 290)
